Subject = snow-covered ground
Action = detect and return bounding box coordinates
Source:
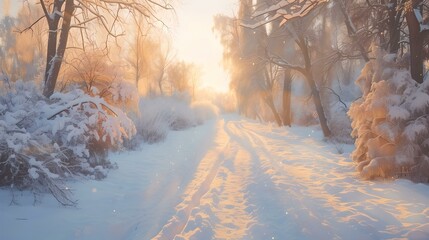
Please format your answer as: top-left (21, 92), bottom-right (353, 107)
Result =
top-left (1, 115), bottom-right (429, 240)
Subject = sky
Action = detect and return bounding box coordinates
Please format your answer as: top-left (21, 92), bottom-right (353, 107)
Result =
top-left (173, 0), bottom-right (237, 93)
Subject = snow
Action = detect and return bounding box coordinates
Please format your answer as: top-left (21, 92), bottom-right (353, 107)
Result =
top-left (1, 115), bottom-right (429, 239)
top-left (243, 0), bottom-right (329, 28)
top-left (28, 168), bottom-right (39, 179)
top-left (414, 8), bottom-right (429, 32)
top-left (349, 50), bottom-right (429, 180)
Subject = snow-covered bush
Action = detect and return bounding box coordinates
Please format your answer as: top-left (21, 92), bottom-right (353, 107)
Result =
top-left (191, 101), bottom-right (220, 125)
top-left (328, 102), bottom-right (353, 144)
top-left (133, 96), bottom-right (218, 144)
top-left (195, 89), bottom-right (237, 113)
top-left (0, 81), bottom-right (136, 205)
top-left (349, 48), bottom-right (429, 182)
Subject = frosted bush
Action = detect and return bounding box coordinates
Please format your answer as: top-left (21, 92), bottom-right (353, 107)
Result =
top-left (349, 48), bottom-right (429, 182)
top-left (134, 96), bottom-right (219, 144)
top-left (191, 101), bottom-right (219, 125)
top-left (0, 81), bottom-right (136, 205)
top-left (328, 102), bottom-right (353, 144)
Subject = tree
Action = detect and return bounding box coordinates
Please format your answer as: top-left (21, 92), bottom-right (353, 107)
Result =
top-left (244, 0), bottom-right (329, 29)
top-left (262, 59), bottom-right (283, 126)
top-left (245, 0), bottom-right (332, 136)
top-left (34, 0), bottom-right (173, 98)
top-left (405, 0), bottom-right (429, 83)
top-left (0, 5), bottom-right (46, 83)
top-left (154, 40), bottom-right (174, 95)
top-left (167, 60), bottom-right (200, 95)
top-left (265, 17), bottom-right (296, 127)
top-left (282, 69), bottom-right (293, 127)
top-left (213, 14), bottom-right (246, 113)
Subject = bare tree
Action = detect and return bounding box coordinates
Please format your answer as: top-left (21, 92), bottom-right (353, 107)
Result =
top-left (166, 60), bottom-right (200, 96)
top-left (154, 40), bottom-right (174, 95)
top-left (262, 60), bottom-right (283, 126)
top-left (33, 0), bottom-right (173, 98)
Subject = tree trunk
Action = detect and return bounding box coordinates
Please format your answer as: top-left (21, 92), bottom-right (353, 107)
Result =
top-left (308, 73), bottom-right (331, 137)
top-left (282, 69), bottom-right (292, 127)
top-left (43, 1), bottom-right (63, 86)
top-left (387, 0), bottom-right (401, 53)
top-left (264, 95), bottom-right (282, 127)
top-left (135, 65), bottom-right (140, 88)
top-left (406, 3), bottom-right (424, 84)
top-left (297, 37), bottom-right (332, 137)
top-left (135, 33), bottom-right (141, 88)
top-left (158, 72), bottom-right (164, 95)
top-left (337, 0), bottom-right (370, 62)
top-left (43, 0), bottom-right (75, 98)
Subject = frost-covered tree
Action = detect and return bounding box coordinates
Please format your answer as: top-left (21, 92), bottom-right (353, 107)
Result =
top-left (166, 60), bottom-right (200, 96)
top-left (29, 0), bottom-right (173, 98)
top-left (243, 0), bottom-right (332, 136)
top-left (61, 48), bottom-right (138, 108)
top-left (213, 14), bottom-right (244, 112)
top-left (245, 0), bottom-right (329, 29)
top-left (0, 5), bottom-right (45, 82)
top-left (215, 0), bottom-right (284, 123)
top-left (349, 48), bottom-right (429, 181)
top-left (262, 60), bottom-right (283, 126)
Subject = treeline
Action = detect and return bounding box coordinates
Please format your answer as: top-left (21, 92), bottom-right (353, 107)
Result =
top-left (0, 1), bottom-right (222, 205)
top-left (214, 0), bottom-right (429, 182)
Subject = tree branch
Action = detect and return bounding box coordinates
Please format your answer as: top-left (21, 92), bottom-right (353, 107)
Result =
top-left (14, 16), bottom-right (45, 34)
top-left (322, 86), bottom-right (348, 110)
top-left (39, 0), bottom-right (51, 21)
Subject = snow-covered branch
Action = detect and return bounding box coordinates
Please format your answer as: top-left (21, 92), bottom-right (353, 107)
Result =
top-left (242, 0), bottom-right (329, 29)
top-left (413, 8), bottom-right (429, 32)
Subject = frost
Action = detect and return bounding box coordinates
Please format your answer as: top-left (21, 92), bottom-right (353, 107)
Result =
top-left (388, 106), bottom-right (410, 120)
top-left (349, 50), bottom-right (429, 181)
top-left (245, 0), bottom-right (329, 28)
top-left (383, 54), bottom-right (396, 63)
top-left (133, 96), bottom-right (218, 144)
top-left (409, 91), bottom-right (429, 112)
top-left (0, 80), bottom-right (136, 205)
top-left (404, 123), bottom-right (427, 141)
top-left (28, 168), bottom-right (39, 179)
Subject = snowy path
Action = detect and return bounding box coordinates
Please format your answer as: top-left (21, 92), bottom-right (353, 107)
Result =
top-left (155, 117), bottom-right (429, 240)
top-left (1, 115), bottom-right (429, 240)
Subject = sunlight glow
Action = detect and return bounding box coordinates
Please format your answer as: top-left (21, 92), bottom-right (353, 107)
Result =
top-left (174, 0), bottom-right (236, 93)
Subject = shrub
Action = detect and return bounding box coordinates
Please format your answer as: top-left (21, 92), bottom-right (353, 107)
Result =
top-left (191, 101), bottom-right (220, 125)
top-left (133, 96), bottom-right (219, 144)
top-left (328, 101), bottom-right (354, 144)
top-left (0, 81), bottom-right (136, 205)
top-left (349, 48), bottom-right (429, 182)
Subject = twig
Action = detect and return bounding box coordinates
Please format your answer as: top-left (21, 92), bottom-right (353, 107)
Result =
top-left (47, 100), bottom-right (118, 120)
top-left (14, 16), bottom-right (45, 34)
top-left (322, 86), bottom-right (348, 110)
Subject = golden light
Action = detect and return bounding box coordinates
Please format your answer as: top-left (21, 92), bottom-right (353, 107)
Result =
top-left (174, 0), bottom-right (235, 93)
